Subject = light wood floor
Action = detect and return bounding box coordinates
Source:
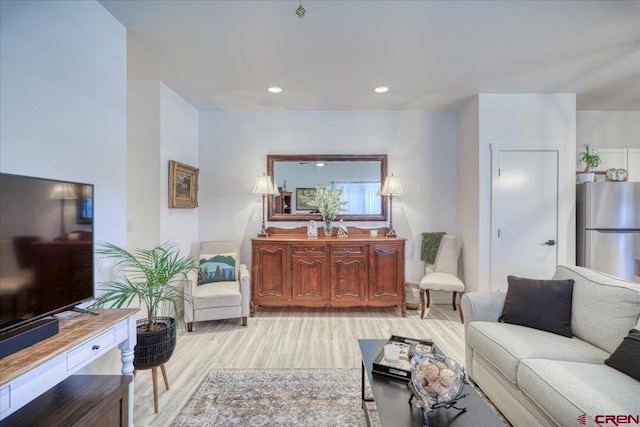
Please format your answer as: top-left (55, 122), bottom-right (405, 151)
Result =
top-left (133, 305), bottom-right (465, 427)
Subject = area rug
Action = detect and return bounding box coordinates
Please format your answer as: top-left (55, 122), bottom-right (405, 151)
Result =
top-left (171, 368), bottom-right (379, 427)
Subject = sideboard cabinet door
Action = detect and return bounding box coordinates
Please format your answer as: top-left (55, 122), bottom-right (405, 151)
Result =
top-left (291, 243), bottom-right (329, 305)
top-left (368, 242), bottom-right (405, 304)
top-left (251, 242), bottom-right (289, 309)
top-left (330, 243), bottom-right (367, 304)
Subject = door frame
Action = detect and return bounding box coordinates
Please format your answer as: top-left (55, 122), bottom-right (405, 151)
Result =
top-left (490, 143), bottom-right (566, 291)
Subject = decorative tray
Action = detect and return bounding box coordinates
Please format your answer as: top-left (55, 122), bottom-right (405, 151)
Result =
top-left (372, 335), bottom-right (435, 383)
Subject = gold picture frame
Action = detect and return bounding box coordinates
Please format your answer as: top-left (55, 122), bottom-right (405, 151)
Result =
top-left (169, 160), bottom-right (199, 208)
top-left (296, 188), bottom-right (318, 210)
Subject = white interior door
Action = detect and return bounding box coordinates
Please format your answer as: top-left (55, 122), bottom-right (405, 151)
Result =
top-left (491, 149), bottom-right (559, 291)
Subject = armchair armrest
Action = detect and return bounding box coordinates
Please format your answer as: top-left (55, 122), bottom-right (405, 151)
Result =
top-left (185, 269), bottom-right (198, 296)
top-left (239, 264), bottom-right (250, 316)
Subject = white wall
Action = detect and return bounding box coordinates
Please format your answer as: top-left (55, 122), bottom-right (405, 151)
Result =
top-left (457, 97), bottom-right (480, 291)
top-left (458, 94), bottom-right (576, 292)
top-left (198, 111), bottom-right (459, 284)
top-left (577, 111), bottom-right (640, 149)
top-left (159, 84), bottom-right (199, 254)
top-left (127, 81), bottom-right (161, 251)
top-left (0, 0), bottom-right (127, 372)
top-left (0, 0), bottom-right (127, 277)
top-left (127, 81), bottom-right (198, 256)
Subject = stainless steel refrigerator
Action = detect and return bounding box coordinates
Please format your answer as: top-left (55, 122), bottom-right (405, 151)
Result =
top-left (576, 182), bottom-right (640, 283)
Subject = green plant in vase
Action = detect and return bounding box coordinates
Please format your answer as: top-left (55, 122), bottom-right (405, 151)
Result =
top-left (315, 185), bottom-right (348, 236)
top-left (577, 144), bottom-right (602, 172)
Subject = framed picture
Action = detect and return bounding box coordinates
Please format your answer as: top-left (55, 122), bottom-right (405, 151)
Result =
top-left (169, 160), bottom-right (199, 208)
top-left (296, 188), bottom-right (318, 210)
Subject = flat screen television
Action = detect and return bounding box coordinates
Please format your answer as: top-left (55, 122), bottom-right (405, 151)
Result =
top-left (0, 173), bottom-right (94, 334)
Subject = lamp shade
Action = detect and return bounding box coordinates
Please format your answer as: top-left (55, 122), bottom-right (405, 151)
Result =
top-left (50, 183), bottom-right (78, 200)
top-left (252, 175), bottom-right (280, 196)
top-left (379, 175), bottom-right (404, 195)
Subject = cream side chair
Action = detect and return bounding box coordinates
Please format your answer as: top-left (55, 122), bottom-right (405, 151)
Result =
top-left (419, 235), bottom-right (465, 323)
top-left (184, 241), bottom-right (250, 332)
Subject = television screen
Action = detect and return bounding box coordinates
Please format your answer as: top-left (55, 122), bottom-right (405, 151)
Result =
top-left (0, 173), bottom-right (94, 333)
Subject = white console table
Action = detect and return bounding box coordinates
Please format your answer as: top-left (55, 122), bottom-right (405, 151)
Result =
top-left (0, 309), bottom-right (138, 423)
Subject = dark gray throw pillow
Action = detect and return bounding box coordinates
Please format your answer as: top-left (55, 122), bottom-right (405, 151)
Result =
top-left (499, 275), bottom-right (575, 337)
top-left (605, 329), bottom-right (640, 381)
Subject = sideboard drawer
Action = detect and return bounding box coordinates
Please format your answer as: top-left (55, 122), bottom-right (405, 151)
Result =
top-left (67, 328), bottom-right (116, 371)
top-left (291, 245), bottom-right (327, 255)
top-left (331, 245), bottom-right (366, 256)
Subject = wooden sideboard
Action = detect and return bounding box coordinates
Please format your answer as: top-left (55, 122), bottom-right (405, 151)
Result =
top-left (251, 227), bottom-right (406, 316)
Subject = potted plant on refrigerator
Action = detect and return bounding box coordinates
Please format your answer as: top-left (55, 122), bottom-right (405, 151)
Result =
top-left (577, 144), bottom-right (602, 183)
top-left (93, 242), bottom-right (195, 370)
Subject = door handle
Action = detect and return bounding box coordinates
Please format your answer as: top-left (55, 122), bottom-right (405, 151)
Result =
top-left (543, 240), bottom-right (556, 246)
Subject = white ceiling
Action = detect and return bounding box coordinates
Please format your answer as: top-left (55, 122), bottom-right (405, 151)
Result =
top-left (99, 0), bottom-right (640, 112)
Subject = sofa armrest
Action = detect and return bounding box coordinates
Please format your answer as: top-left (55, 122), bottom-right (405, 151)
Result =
top-left (461, 292), bottom-right (506, 325)
top-left (239, 264), bottom-right (250, 316)
top-left (461, 292), bottom-right (506, 377)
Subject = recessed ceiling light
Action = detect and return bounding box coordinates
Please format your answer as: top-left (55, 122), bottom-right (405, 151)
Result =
top-left (374, 86), bottom-right (389, 94)
top-left (268, 87), bottom-right (282, 94)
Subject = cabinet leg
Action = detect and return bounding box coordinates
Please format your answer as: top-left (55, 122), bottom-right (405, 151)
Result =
top-left (250, 301), bottom-right (255, 317)
top-left (401, 302), bottom-right (407, 317)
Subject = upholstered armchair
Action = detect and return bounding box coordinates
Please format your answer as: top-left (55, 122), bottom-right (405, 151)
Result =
top-left (184, 241), bottom-right (250, 332)
top-left (419, 234), bottom-right (465, 323)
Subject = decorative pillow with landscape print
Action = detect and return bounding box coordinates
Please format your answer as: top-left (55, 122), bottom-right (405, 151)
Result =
top-left (198, 253), bottom-right (236, 285)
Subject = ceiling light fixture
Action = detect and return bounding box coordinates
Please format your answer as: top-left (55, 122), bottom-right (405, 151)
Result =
top-left (268, 87), bottom-right (282, 93)
top-left (296, 0), bottom-right (306, 17)
top-left (374, 86), bottom-right (389, 94)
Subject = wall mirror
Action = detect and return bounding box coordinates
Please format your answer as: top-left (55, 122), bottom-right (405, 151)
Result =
top-left (267, 154), bottom-right (388, 221)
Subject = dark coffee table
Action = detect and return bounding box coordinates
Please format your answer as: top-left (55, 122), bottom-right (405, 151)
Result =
top-left (359, 339), bottom-right (505, 427)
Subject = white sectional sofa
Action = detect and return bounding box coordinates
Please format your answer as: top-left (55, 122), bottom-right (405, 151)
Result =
top-left (462, 265), bottom-right (640, 427)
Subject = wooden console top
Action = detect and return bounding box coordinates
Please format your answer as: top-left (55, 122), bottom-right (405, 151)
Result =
top-left (0, 308), bottom-right (138, 384)
top-left (254, 226), bottom-right (405, 242)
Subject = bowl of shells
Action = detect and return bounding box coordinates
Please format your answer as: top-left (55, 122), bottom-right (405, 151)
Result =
top-left (409, 353), bottom-right (467, 412)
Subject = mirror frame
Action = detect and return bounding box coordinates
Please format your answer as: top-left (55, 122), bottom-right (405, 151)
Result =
top-left (267, 154), bottom-right (388, 222)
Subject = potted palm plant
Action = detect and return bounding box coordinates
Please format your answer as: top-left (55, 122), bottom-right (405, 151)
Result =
top-left (93, 242), bottom-right (196, 370)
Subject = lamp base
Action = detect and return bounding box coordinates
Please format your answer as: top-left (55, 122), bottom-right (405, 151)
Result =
top-left (257, 229), bottom-right (269, 237)
top-left (386, 229), bottom-right (397, 238)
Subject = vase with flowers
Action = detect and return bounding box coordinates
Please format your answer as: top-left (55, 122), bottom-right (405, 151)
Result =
top-left (314, 185), bottom-right (348, 236)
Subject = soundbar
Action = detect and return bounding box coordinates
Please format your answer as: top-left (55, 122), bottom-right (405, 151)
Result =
top-left (0, 318), bottom-right (59, 359)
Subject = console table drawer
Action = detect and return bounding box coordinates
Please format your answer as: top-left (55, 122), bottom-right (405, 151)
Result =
top-left (67, 328), bottom-right (116, 371)
top-left (0, 385), bottom-right (9, 414)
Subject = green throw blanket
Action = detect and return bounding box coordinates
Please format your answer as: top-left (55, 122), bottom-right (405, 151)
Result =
top-left (421, 232), bottom-right (446, 264)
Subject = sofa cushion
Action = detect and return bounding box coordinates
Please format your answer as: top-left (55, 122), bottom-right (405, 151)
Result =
top-left (467, 321), bottom-right (609, 384)
top-left (605, 329), bottom-right (640, 381)
top-left (499, 275), bottom-right (574, 337)
top-left (518, 359), bottom-right (640, 427)
top-left (552, 265), bottom-right (640, 353)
